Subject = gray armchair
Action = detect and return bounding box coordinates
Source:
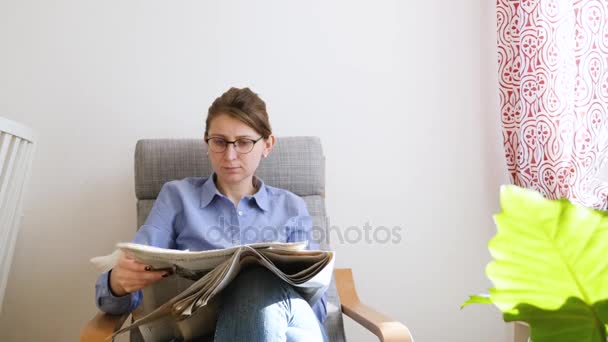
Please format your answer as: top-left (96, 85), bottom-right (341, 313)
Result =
top-left (81, 137), bottom-right (412, 342)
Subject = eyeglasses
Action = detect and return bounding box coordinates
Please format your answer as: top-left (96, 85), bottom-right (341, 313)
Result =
top-left (205, 136), bottom-right (264, 154)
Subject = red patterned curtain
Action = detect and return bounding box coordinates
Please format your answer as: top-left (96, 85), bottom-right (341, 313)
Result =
top-left (498, 0), bottom-right (608, 209)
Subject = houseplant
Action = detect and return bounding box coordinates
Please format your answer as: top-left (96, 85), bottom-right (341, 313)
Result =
top-left (463, 185), bottom-right (608, 342)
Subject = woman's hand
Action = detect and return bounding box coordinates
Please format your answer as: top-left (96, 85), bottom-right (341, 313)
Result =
top-left (109, 252), bottom-right (170, 296)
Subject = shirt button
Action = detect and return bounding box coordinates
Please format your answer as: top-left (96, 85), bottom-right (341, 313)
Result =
top-left (238, 210), bottom-right (243, 216)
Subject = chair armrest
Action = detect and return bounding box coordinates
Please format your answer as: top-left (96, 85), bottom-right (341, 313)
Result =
top-left (80, 312), bottom-right (129, 342)
top-left (335, 268), bottom-right (413, 342)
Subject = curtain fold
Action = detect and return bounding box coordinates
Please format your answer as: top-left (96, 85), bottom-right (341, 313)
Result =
top-left (498, 0), bottom-right (608, 208)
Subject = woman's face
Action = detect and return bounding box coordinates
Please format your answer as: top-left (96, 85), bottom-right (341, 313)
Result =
top-left (206, 113), bottom-right (274, 187)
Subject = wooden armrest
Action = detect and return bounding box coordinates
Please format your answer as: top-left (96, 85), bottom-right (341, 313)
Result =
top-left (335, 268), bottom-right (413, 342)
top-left (80, 312), bottom-right (129, 342)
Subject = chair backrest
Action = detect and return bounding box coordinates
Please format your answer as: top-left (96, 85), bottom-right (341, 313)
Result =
top-left (0, 117), bottom-right (35, 314)
top-left (133, 137), bottom-right (346, 341)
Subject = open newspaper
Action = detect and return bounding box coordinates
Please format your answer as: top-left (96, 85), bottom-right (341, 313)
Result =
top-left (91, 241), bottom-right (335, 341)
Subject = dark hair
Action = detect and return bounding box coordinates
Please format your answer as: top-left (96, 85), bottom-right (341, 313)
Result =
top-left (206, 87), bottom-right (272, 138)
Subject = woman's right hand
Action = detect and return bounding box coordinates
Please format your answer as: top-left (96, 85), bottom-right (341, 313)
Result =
top-left (109, 252), bottom-right (170, 296)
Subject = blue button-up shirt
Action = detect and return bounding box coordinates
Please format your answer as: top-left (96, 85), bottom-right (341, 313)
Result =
top-left (95, 174), bottom-right (327, 323)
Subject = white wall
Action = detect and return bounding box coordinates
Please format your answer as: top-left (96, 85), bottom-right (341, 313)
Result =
top-left (0, 1), bottom-right (510, 341)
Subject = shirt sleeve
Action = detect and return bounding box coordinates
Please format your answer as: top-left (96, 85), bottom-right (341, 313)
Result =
top-left (95, 182), bottom-right (179, 315)
top-left (95, 270), bottom-right (142, 315)
top-left (286, 197), bottom-right (329, 324)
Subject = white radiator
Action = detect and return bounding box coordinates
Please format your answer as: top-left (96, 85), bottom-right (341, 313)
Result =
top-left (0, 117), bottom-right (35, 313)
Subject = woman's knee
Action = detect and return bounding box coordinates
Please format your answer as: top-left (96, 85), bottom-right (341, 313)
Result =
top-left (221, 266), bottom-right (293, 309)
top-left (216, 267), bottom-right (292, 339)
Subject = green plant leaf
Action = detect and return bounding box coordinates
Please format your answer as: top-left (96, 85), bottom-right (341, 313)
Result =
top-left (485, 185), bottom-right (608, 341)
top-left (503, 298), bottom-right (608, 342)
top-left (461, 293), bottom-right (492, 309)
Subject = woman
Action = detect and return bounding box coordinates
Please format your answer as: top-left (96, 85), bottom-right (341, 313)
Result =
top-left (95, 87), bottom-right (328, 341)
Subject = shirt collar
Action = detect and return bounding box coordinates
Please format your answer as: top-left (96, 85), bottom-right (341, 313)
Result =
top-left (200, 173), bottom-right (270, 212)
top-left (251, 177), bottom-right (269, 212)
top-left (199, 174), bottom-right (222, 208)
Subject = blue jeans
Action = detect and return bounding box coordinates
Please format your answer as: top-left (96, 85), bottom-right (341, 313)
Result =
top-left (213, 266), bottom-right (328, 342)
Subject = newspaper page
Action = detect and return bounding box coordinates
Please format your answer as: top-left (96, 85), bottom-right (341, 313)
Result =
top-left (90, 242), bottom-right (334, 341)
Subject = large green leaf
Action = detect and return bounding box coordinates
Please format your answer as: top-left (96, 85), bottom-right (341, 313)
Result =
top-left (503, 298), bottom-right (608, 342)
top-left (483, 185), bottom-right (608, 341)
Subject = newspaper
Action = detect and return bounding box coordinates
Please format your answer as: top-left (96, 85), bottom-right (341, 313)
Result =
top-left (91, 241), bottom-right (335, 341)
